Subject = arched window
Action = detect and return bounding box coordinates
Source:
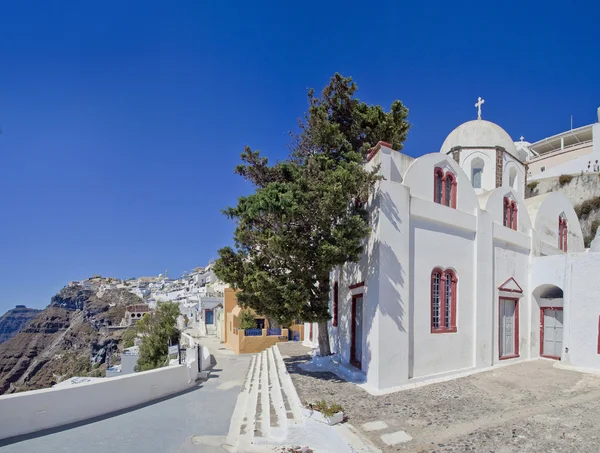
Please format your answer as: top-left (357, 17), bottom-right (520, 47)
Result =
top-left (431, 268), bottom-right (457, 333)
top-left (511, 201), bottom-right (518, 230)
top-left (332, 281), bottom-right (339, 327)
top-left (509, 167), bottom-right (517, 188)
top-left (433, 168), bottom-right (457, 209)
top-left (503, 198), bottom-right (518, 230)
top-left (559, 216), bottom-right (568, 252)
top-left (445, 173), bottom-right (456, 207)
top-left (434, 168), bottom-right (444, 204)
top-left (471, 157), bottom-right (484, 189)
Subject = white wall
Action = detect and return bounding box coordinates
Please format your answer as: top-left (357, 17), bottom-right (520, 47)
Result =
top-left (459, 149), bottom-right (495, 193)
top-left (0, 364), bottom-right (198, 440)
top-left (410, 217), bottom-right (476, 378)
top-left (526, 192), bottom-right (584, 254)
top-left (561, 253), bottom-right (600, 369)
top-left (492, 245), bottom-right (530, 364)
top-left (502, 156), bottom-right (525, 199)
top-left (403, 153), bottom-right (480, 216)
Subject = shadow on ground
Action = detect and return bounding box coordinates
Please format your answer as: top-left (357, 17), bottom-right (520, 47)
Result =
top-left (0, 383), bottom-right (204, 447)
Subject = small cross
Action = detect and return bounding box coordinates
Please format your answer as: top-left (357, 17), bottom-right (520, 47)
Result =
top-left (475, 97), bottom-right (485, 120)
top-left (520, 136), bottom-right (524, 142)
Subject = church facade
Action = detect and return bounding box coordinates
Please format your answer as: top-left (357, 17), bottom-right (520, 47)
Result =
top-left (303, 114), bottom-right (600, 393)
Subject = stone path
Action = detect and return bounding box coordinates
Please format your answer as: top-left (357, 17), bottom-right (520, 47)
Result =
top-left (277, 343), bottom-right (600, 453)
top-left (0, 337), bottom-right (251, 453)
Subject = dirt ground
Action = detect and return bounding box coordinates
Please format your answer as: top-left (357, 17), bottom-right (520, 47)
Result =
top-left (278, 342), bottom-right (600, 453)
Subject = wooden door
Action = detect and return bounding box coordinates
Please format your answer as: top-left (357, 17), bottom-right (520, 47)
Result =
top-left (541, 308), bottom-right (563, 360)
top-left (351, 295), bottom-right (363, 369)
top-left (499, 298), bottom-right (519, 359)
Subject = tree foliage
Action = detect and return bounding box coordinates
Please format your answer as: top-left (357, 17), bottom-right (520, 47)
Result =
top-left (134, 301), bottom-right (180, 371)
top-left (238, 310), bottom-right (257, 330)
top-left (122, 327), bottom-right (137, 349)
top-left (214, 73), bottom-right (410, 355)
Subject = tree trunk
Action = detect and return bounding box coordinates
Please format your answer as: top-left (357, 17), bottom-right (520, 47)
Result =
top-left (318, 321), bottom-right (331, 356)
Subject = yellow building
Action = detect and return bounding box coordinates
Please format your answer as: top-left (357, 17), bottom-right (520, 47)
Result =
top-left (224, 288), bottom-right (292, 354)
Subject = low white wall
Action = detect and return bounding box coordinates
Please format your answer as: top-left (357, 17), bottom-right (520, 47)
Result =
top-left (0, 364), bottom-right (196, 441)
top-left (200, 344), bottom-right (212, 371)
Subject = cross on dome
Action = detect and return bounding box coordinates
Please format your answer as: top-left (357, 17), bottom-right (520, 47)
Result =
top-left (475, 97), bottom-right (485, 120)
top-left (520, 136), bottom-right (525, 142)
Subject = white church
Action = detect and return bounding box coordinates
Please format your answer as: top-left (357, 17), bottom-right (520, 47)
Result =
top-left (304, 100), bottom-right (600, 393)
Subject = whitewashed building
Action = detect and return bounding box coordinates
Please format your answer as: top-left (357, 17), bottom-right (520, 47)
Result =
top-left (520, 107), bottom-right (600, 180)
top-left (305, 106), bottom-right (600, 393)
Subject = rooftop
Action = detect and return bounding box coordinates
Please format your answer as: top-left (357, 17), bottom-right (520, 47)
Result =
top-left (529, 124), bottom-right (594, 155)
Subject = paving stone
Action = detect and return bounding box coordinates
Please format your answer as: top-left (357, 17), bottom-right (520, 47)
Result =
top-left (380, 430), bottom-right (412, 446)
top-left (362, 421), bottom-right (388, 432)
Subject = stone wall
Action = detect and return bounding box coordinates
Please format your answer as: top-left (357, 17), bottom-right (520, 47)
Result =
top-left (526, 172), bottom-right (600, 205)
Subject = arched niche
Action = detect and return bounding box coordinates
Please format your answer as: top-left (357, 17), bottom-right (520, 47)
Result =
top-left (509, 167), bottom-right (518, 189)
top-left (471, 157), bottom-right (485, 189)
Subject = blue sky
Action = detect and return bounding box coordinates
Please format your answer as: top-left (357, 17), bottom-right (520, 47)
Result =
top-left (0, 1), bottom-right (598, 312)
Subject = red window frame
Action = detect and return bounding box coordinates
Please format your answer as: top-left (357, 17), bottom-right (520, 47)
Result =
top-left (350, 293), bottom-right (363, 370)
top-left (431, 267), bottom-right (457, 333)
top-left (511, 201), bottom-right (518, 230)
top-left (433, 167), bottom-right (457, 208)
top-left (559, 216), bottom-right (568, 252)
top-left (332, 281), bottom-right (339, 327)
top-left (503, 197), bottom-right (518, 230)
top-left (597, 315), bottom-right (600, 355)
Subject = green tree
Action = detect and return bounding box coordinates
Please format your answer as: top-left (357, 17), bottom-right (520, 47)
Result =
top-left (214, 74), bottom-right (409, 355)
top-left (134, 301), bottom-right (180, 371)
top-left (238, 310), bottom-right (257, 330)
top-left (122, 327), bottom-right (137, 349)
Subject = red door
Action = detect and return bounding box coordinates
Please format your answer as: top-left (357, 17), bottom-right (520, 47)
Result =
top-left (350, 294), bottom-right (363, 369)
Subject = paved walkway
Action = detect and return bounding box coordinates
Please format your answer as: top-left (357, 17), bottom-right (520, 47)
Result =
top-left (0, 337), bottom-right (251, 453)
top-left (278, 344), bottom-right (600, 453)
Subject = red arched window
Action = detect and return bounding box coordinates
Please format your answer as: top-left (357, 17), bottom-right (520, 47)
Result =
top-left (511, 201), bottom-right (518, 230)
top-left (433, 168), bottom-right (457, 208)
top-left (445, 173), bottom-right (457, 208)
top-left (434, 168), bottom-right (444, 204)
top-left (332, 281), bottom-right (339, 327)
top-left (431, 268), bottom-right (457, 333)
top-left (559, 216), bottom-right (568, 252)
top-left (503, 198), bottom-right (518, 231)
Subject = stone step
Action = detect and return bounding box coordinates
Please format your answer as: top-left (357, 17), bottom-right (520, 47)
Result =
top-left (227, 345), bottom-right (305, 451)
top-left (226, 354), bottom-right (256, 448)
top-left (272, 344), bottom-right (304, 425)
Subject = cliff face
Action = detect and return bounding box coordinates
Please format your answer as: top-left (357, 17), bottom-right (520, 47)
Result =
top-left (0, 306), bottom-right (41, 344)
top-left (0, 285), bottom-right (142, 395)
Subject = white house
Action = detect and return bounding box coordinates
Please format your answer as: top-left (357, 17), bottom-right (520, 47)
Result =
top-left (305, 108), bottom-right (600, 393)
top-left (521, 107), bottom-right (600, 180)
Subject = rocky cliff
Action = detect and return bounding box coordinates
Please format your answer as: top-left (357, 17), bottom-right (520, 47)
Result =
top-left (0, 306), bottom-right (41, 344)
top-left (0, 285), bottom-right (142, 395)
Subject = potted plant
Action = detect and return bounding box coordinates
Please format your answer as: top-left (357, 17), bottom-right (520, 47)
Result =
top-left (303, 400), bottom-right (344, 425)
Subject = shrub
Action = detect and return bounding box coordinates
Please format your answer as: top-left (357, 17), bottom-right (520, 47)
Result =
top-left (308, 400), bottom-right (344, 417)
top-left (574, 197), bottom-right (600, 219)
top-left (586, 220), bottom-right (600, 247)
top-left (238, 310), bottom-right (257, 330)
top-left (559, 174), bottom-right (573, 186)
top-left (527, 181), bottom-right (539, 191)
top-left (122, 328), bottom-right (137, 349)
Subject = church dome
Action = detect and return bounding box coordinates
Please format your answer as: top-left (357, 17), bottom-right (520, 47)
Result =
top-left (439, 120), bottom-right (518, 156)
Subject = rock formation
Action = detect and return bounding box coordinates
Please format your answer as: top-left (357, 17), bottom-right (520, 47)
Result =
top-left (0, 284), bottom-right (142, 394)
top-left (0, 305), bottom-right (41, 344)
